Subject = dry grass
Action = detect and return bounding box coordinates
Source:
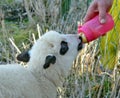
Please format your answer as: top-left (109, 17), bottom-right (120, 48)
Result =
top-left (0, 0), bottom-right (120, 98)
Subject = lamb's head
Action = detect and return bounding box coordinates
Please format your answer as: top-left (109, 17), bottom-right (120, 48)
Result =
top-left (17, 31), bottom-right (82, 85)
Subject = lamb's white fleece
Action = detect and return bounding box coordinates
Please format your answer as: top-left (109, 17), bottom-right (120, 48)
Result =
top-left (0, 31), bottom-right (82, 98)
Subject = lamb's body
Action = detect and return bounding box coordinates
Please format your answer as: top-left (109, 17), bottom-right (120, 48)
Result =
top-left (0, 64), bottom-right (57, 98)
top-left (0, 64), bottom-right (42, 98)
top-left (0, 31), bottom-right (82, 98)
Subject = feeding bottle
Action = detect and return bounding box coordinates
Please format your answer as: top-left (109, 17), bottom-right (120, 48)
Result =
top-left (78, 13), bottom-right (114, 43)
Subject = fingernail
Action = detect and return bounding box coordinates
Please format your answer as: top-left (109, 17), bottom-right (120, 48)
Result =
top-left (100, 19), bottom-right (106, 24)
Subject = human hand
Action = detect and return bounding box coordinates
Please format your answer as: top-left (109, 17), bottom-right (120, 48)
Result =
top-left (84, 0), bottom-right (113, 23)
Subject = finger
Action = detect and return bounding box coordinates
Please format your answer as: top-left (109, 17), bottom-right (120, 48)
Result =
top-left (84, 2), bottom-right (97, 22)
top-left (98, 2), bottom-right (107, 23)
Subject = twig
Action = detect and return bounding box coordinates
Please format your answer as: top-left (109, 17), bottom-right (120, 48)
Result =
top-left (97, 75), bottom-right (105, 98)
top-left (9, 38), bottom-right (21, 53)
top-left (37, 24), bottom-right (41, 38)
top-left (22, 42), bottom-right (26, 49)
top-left (32, 33), bottom-right (36, 43)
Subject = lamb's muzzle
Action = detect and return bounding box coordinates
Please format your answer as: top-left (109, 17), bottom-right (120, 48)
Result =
top-left (78, 36), bottom-right (83, 51)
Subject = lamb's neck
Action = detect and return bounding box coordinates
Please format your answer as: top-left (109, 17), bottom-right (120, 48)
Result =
top-left (28, 68), bottom-right (58, 97)
top-left (27, 63), bottom-right (65, 91)
top-left (28, 63), bottom-right (64, 87)
top-left (30, 68), bottom-right (64, 88)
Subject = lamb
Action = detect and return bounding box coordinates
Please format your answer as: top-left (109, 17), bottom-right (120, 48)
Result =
top-left (0, 31), bottom-right (83, 98)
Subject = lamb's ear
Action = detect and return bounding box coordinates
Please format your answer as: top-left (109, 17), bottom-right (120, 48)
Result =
top-left (43, 54), bottom-right (56, 69)
top-left (17, 50), bottom-right (30, 62)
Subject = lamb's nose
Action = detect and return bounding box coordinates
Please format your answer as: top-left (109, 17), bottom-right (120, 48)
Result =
top-left (79, 36), bottom-right (82, 43)
top-left (78, 36), bottom-right (83, 51)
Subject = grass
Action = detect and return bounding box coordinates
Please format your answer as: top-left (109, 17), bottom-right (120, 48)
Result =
top-left (60, 45), bottom-right (120, 98)
top-left (1, 21), bottom-right (119, 97)
top-left (0, 0), bottom-right (120, 98)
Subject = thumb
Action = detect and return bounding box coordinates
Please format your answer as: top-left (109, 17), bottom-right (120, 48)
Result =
top-left (98, 3), bottom-right (107, 24)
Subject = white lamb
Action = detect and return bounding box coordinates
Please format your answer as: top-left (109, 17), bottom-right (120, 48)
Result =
top-left (0, 31), bottom-right (83, 98)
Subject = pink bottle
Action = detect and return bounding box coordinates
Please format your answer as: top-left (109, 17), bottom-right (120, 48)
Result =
top-left (78, 13), bottom-right (114, 43)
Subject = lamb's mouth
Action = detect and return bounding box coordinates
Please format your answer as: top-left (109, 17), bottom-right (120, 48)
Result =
top-left (78, 43), bottom-right (82, 51)
top-left (77, 36), bottom-right (83, 51)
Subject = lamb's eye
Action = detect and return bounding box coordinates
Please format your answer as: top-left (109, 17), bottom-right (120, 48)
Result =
top-left (60, 41), bottom-right (69, 55)
top-left (50, 43), bottom-right (54, 48)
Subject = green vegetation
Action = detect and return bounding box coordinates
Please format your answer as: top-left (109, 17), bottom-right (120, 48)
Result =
top-left (0, 0), bottom-right (119, 98)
